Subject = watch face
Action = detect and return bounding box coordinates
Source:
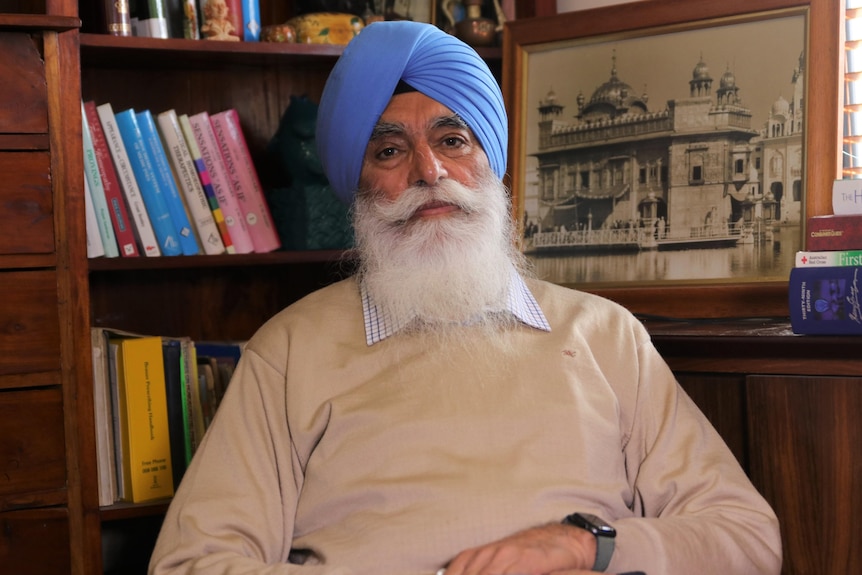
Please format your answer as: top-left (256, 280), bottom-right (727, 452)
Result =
top-left (565, 513), bottom-right (617, 537)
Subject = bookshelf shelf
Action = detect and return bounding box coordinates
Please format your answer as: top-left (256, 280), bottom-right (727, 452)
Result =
top-left (87, 249), bottom-right (353, 271)
top-left (80, 33), bottom-right (502, 69)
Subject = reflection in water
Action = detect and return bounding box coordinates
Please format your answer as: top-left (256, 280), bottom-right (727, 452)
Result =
top-left (529, 225), bottom-right (801, 286)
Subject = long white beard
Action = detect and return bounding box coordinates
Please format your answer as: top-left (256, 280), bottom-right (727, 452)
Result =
top-left (353, 170), bottom-right (529, 338)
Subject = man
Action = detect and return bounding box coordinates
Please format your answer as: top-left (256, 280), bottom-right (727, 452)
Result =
top-left (149, 21), bottom-right (781, 575)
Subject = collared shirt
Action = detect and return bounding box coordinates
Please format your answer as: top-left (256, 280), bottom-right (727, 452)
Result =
top-left (360, 270), bottom-right (552, 346)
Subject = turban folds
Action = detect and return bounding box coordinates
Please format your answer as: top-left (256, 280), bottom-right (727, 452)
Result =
top-left (316, 21), bottom-right (507, 204)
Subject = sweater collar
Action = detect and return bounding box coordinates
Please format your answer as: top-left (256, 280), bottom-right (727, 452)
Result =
top-left (360, 269), bottom-right (551, 346)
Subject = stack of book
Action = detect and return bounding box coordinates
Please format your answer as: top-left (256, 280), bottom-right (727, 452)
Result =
top-left (91, 327), bottom-right (245, 506)
top-left (83, 101), bottom-right (281, 259)
top-left (789, 179), bottom-right (862, 334)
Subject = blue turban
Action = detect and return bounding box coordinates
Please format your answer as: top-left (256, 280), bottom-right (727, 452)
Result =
top-left (316, 21), bottom-right (507, 204)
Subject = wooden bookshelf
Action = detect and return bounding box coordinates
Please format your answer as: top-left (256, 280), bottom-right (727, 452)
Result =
top-left (2, 0), bottom-right (851, 574)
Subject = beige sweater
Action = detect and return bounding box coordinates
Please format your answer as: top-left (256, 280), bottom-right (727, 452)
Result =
top-left (149, 277), bottom-right (781, 575)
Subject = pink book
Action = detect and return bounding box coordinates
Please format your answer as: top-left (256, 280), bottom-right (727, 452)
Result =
top-left (187, 112), bottom-right (254, 254)
top-left (210, 109), bottom-right (281, 253)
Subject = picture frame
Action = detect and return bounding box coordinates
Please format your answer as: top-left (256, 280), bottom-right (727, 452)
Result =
top-left (503, 0), bottom-right (840, 319)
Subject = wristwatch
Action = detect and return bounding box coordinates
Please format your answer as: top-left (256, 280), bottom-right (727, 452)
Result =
top-left (562, 512), bottom-right (616, 572)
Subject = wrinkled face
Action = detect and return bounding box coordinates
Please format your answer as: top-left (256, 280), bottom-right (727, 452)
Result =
top-left (358, 91), bottom-right (491, 216)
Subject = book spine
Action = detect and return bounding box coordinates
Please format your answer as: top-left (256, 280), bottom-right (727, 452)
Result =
top-left (806, 215), bottom-right (862, 252)
top-left (96, 103), bottom-right (161, 256)
top-left (84, 175), bottom-right (107, 258)
top-left (188, 112), bottom-right (254, 253)
top-left (162, 338), bottom-right (188, 489)
top-left (138, 0), bottom-right (170, 38)
top-left (157, 110), bottom-right (226, 255)
top-left (84, 101), bottom-right (140, 257)
top-left (182, 0), bottom-right (201, 39)
top-left (114, 108), bottom-right (182, 256)
top-left (179, 114), bottom-right (236, 254)
top-left (788, 266), bottom-right (862, 334)
top-left (210, 109), bottom-right (280, 253)
top-left (103, 0), bottom-right (133, 36)
top-left (832, 179), bottom-right (862, 215)
top-left (211, 108), bottom-right (281, 253)
top-left (115, 336), bottom-right (175, 502)
top-left (82, 103), bottom-right (120, 258)
top-left (795, 250), bottom-right (862, 267)
top-left (242, 0), bottom-right (260, 41)
top-left (137, 110), bottom-right (201, 255)
top-left (91, 328), bottom-right (118, 506)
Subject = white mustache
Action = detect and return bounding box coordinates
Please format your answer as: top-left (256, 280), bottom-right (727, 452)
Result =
top-left (373, 180), bottom-right (484, 225)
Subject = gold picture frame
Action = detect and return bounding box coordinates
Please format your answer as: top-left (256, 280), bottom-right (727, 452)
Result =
top-left (503, 0), bottom-right (840, 319)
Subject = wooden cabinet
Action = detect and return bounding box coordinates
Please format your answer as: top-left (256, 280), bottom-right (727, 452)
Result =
top-left (0, 9), bottom-right (96, 575)
top-left (651, 321), bottom-right (862, 575)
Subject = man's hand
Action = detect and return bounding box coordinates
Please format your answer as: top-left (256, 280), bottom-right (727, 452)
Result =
top-left (440, 522), bottom-right (598, 575)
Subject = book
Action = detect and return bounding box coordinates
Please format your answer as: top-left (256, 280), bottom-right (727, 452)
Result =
top-left (84, 175), bottom-right (106, 258)
top-left (162, 338), bottom-right (190, 489)
top-left (114, 107), bottom-right (183, 256)
top-left (210, 109), bottom-right (280, 253)
top-left (84, 101), bottom-right (140, 257)
top-left (109, 333), bottom-right (175, 502)
top-left (163, 0), bottom-right (186, 38)
top-left (156, 109), bottom-right (226, 255)
top-left (103, 0), bottom-right (133, 36)
top-left (179, 113), bottom-right (236, 254)
top-left (806, 214), bottom-right (862, 251)
top-left (795, 250), bottom-right (862, 267)
top-left (96, 102), bottom-right (161, 257)
top-left (136, 0), bottom-right (170, 38)
top-left (789, 266), bottom-right (862, 334)
top-left (241, 0), bottom-right (260, 41)
top-left (82, 102), bottom-right (120, 258)
top-left (91, 328), bottom-right (119, 506)
top-left (181, 0), bottom-right (201, 39)
top-left (137, 109), bottom-right (200, 255)
top-left (833, 178), bottom-right (862, 215)
top-left (188, 111), bottom-right (254, 253)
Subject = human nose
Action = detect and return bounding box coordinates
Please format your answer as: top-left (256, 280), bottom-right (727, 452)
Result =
top-left (409, 142), bottom-right (446, 186)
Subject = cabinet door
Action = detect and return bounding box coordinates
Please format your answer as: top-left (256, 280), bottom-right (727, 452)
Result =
top-left (0, 507), bottom-right (71, 574)
top-left (676, 372), bottom-right (748, 471)
top-left (747, 375), bottom-right (862, 575)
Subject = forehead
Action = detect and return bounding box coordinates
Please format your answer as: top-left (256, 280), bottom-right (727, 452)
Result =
top-left (378, 91), bottom-right (457, 124)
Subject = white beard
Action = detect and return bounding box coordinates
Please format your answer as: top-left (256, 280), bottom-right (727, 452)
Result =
top-left (353, 170), bottom-right (529, 342)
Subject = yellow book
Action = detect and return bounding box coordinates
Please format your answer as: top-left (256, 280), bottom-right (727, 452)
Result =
top-left (111, 334), bottom-right (175, 502)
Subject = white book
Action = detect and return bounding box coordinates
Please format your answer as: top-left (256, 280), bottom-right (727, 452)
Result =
top-left (82, 102), bottom-right (119, 258)
top-left (84, 175), bottom-right (106, 258)
top-left (91, 328), bottom-right (118, 506)
top-left (832, 178), bottom-right (862, 214)
top-left (156, 109), bottom-right (226, 255)
top-left (97, 102), bottom-right (161, 257)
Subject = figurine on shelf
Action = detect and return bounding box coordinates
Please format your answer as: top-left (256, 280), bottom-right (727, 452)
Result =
top-left (200, 0), bottom-right (242, 41)
top-left (454, 0), bottom-right (497, 46)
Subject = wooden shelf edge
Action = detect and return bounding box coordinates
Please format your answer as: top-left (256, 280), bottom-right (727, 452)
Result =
top-left (100, 498), bottom-right (171, 521)
top-left (87, 249), bottom-right (354, 271)
top-left (0, 14), bottom-right (80, 31)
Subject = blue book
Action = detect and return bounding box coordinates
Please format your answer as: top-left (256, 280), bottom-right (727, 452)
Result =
top-left (242, 0), bottom-right (260, 41)
top-left (789, 266), bottom-right (862, 334)
top-left (114, 108), bottom-right (182, 256)
top-left (137, 110), bottom-right (200, 255)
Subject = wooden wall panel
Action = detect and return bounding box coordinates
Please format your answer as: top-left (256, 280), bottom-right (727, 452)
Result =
top-left (747, 375), bottom-right (862, 575)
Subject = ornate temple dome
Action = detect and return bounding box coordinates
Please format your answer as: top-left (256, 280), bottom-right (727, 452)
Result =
top-left (580, 53), bottom-right (649, 121)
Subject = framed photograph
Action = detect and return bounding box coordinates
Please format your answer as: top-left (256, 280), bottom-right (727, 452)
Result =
top-left (503, 0), bottom-right (840, 318)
